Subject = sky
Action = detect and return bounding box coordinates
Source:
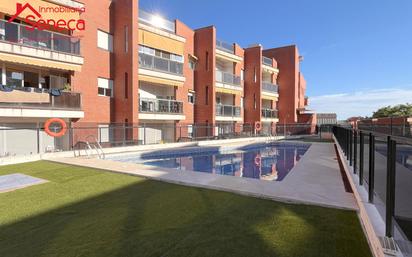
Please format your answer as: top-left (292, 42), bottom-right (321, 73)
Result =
top-left (140, 0), bottom-right (412, 119)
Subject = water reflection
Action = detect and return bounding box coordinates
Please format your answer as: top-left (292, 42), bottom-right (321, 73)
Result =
top-left (143, 144), bottom-right (310, 181)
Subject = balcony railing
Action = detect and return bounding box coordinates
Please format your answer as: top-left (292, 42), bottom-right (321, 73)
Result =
top-left (0, 88), bottom-right (82, 110)
top-left (262, 82), bottom-right (279, 94)
top-left (139, 9), bottom-right (175, 33)
top-left (0, 20), bottom-right (81, 55)
top-left (215, 104), bottom-right (241, 117)
top-left (261, 108), bottom-right (278, 119)
top-left (216, 39), bottom-right (234, 54)
top-left (262, 56), bottom-right (273, 66)
top-left (139, 98), bottom-right (183, 114)
top-left (139, 52), bottom-right (183, 76)
top-left (216, 70), bottom-right (241, 87)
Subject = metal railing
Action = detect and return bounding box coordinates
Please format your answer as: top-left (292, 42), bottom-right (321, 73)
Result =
top-left (138, 52), bottom-right (183, 75)
top-left (139, 98), bottom-right (183, 114)
top-left (138, 9), bottom-right (175, 33)
top-left (262, 82), bottom-right (279, 94)
top-left (262, 56), bottom-right (273, 66)
top-left (215, 104), bottom-right (241, 117)
top-left (0, 20), bottom-right (81, 55)
top-left (0, 123), bottom-right (317, 158)
top-left (216, 70), bottom-right (241, 87)
top-left (0, 88), bottom-right (82, 110)
top-left (333, 126), bottom-right (412, 248)
top-left (358, 122), bottom-right (412, 138)
top-left (216, 39), bottom-right (234, 54)
top-left (262, 108), bottom-right (278, 118)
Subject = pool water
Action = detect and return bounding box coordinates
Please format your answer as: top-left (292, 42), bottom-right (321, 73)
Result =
top-left (109, 143), bottom-right (311, 182)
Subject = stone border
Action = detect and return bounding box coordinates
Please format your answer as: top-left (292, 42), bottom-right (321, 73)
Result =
top-left (333, 136), bottom-right (386, 257)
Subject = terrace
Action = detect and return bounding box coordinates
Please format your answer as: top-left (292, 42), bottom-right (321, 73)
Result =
top-left (0, 20), bottom-right (83, 71)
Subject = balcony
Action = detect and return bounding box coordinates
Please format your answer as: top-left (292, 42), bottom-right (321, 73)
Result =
top-left (139, 97), bottom-right (185, 120)
top-left (139, 9), bottom-right (176, 33)
top-left (261, 108), bottom-right (278, 119)
top-left (216, 39), bottom-right (234, 54)
top-left (0, 20), bottom-right (83, 71)
top-left (139, 52), bottom-right (183, 76)
top-left (262, 56), bottom-right (273, 66)
top-left (215, 70), bottom-right (242, 92)
top-left (139, 98), bottom-right (183, 114)
top-left (0, 87), bottom-right (83, 118)
top-left (0, 20), bottom-right (80, 55)
top-left (262, 82), bottom-right (279, 94)
top-left (216, 104), bottom-right (241, 118)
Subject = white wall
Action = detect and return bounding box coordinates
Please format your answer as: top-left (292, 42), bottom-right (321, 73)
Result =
top-left (0, 123), bottom-right (69, 158)
top-left (139, 82), bottom-right (174, 99)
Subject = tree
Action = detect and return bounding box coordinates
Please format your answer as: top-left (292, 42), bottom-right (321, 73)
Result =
top-left (372, 103), bottom-right (412, 118)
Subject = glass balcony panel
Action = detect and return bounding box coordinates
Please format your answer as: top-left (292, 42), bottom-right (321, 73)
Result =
top-left (139, 53), bottom-right (183, 75)
top-left (0, 20), bottom-right (81, 55)
top-left (139, 98), bottom-right (183, 114)
top-left (262, 82), bottom-right (279, 94)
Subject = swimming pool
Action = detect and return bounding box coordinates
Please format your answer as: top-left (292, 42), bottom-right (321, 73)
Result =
top-left (108, 142), bottom-right (311, 182)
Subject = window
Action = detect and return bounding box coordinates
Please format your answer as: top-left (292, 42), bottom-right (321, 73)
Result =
top-left (189, 60), bottom-right (196, 70)
top-left (98, 77), bottom-right (113, 97)
top-left (241, 97), bottom-right (244, 108)
top-left (187, 125), bottom-right (193, 138)
top-left (124, 72), bottom-right (128, 99)
top-left (97, 30), bottom-right (113, 52)
top-left (49, 75), bottom-right (67, 89)
top-left (124, 25), bottom-right (128, 53)
top-left (6, 70), bottom-right (23, 87)
top-left (138, 45), bottom-right (184, 63)
top-left (188, 92), bottom-right (195, 104)
top-left (205, 86), bottom-right (209, 105)
top-left (205, 51), bottom-right (209, 71)
top-left (98, 125), bottom-right (111, 143)
top-left (254, 94), bottom-right (256, 109)
top-left (254, 67), bottom-right (257, 83)
top-left (241, 69), bottom-right (244, 81)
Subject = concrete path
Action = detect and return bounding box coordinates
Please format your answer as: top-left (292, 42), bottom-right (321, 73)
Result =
top-left (48, 142), bottom-right (357, 210)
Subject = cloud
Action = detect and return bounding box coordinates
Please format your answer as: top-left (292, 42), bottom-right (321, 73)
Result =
top-left (308, 88), bottom-right (412, 120)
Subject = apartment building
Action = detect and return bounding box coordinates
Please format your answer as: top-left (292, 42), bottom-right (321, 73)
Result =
top-left (194, 26), bottom-right (244, 137)
top-left (0, 0), bottom-right (86, 154)
top-left (244, 44), bottom-right (279, 134)
top-left (0, 0), bottom-right (316, 156)
top-left (263, 45), bottom-right (316, 131)
top-left (137, 10), bottom-right (195, 144)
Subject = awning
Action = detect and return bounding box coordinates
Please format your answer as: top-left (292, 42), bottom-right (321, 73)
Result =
top-left (188, 54), bottom-right (198, 61)
top-left (1, 0), bottom-right (82, 22)
top-left (0, 52), bottom-right (82, 71)
top-left (215, 87), bottom-right (242, 95)
top-left (139, 75), bottom-right (183, 87)
top-left (261, 94), bottom-right (278, 101)
top-left (139, 30), bottom-right (184, 55)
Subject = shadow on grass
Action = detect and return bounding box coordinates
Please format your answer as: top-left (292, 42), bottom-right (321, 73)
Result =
top-left (0, 165), bottom-right (372, 257)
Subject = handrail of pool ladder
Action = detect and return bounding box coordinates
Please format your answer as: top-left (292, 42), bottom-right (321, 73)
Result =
top-left (84, 135), bottom-right (106, 159)
top-left (73, 141), bottom-right (92, 158)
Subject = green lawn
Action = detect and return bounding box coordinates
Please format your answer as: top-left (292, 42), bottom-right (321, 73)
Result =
top-left (0, 161), bottom-right (372, 257)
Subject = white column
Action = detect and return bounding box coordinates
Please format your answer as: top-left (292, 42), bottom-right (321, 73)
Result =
top-left (1, 63), bottom-right (5, 85)
top-left (38, 70), bottom-right (42, 88)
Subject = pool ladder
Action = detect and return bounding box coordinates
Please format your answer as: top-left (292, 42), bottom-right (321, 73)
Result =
top-left (74, 135), bottom-right (105, 159)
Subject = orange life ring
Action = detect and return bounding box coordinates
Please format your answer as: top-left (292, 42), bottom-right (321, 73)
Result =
top-left (255, 121), bottom-right (262, 131)
top-left (254, 155), bottom-right (261, 166)
top-left (44, 118), bottom-right (67, 137)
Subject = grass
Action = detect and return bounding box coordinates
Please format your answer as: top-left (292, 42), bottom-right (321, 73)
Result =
top-left (0, 161), bottom-right (372, 257)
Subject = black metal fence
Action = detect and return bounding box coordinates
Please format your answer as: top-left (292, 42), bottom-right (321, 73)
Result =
top-left (333, 126), bottom-right (412, 248)
top-left (358, 118), bottom-right (412, 138)
top-left (0, 123), bottom-right (317, 158)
